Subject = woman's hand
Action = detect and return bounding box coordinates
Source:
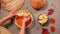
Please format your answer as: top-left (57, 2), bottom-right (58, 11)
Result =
top-left (0, 10), bottom-right (17, 25)
top-left (19, 16), bottom-right (30, 34)
top-left (22, 16), bottom-right (30, 23)
top-left (21, 16), bottom-right (30, 28)
top-left (7, 10), bottom-right (17, 19)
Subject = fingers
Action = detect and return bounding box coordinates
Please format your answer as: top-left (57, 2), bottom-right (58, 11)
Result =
top-left (11, 10), bottom-right (17, 15)
top-left (25, 17), bottom-right (30, 21)
top-left (11, 10), bottom-right (16, 13)
top-left (23, 16), bottom-right (30, 23)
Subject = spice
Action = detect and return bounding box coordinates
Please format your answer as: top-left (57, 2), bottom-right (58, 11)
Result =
top-left (50, 18), bottom-right (55, 24)
top-left (42, 28), bottom-right (49, 34)
top-left (48, 8), bottom-right (54, 15)
top-left (26, 7), bottom-right (29, 9)
top-left (50, 26), bottom-right (55, 32)
top-left (51, 4), bottom-right (54, 6)
top-left (36, 27), bottom-right (39, 30)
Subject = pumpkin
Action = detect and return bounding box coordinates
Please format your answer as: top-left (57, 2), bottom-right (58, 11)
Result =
top-left (30, 0), bottom-right (46, 9)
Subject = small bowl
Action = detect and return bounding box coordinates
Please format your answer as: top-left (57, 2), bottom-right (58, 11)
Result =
top-left (38, 13), bottom-right (48, 26)
top-left (15, 10), bottom-right (33, 28)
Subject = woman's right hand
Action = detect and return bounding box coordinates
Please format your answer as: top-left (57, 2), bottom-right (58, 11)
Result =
top-left (22, 16), bottom-right (30, 23)
top-left (19, 16), bottom-right (30, 34)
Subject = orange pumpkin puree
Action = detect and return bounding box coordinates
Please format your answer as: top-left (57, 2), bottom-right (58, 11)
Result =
top-left (16, 15), bottom-right (32, 27)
